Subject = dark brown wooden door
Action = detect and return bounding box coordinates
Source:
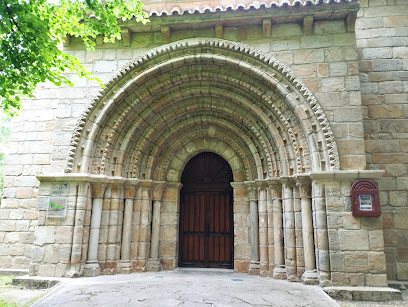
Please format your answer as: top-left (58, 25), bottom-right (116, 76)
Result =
top-left (179, 152), bottom-right (234, 268)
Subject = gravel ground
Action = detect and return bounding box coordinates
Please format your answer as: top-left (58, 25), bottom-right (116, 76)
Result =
top-left (0, 273), bottom-right (407, 306)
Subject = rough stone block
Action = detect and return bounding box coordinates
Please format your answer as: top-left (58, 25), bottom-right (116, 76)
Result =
top-left (301, 35), bottom-right (333, 48)
top-left (345, 253), bottom-right (369, 273)
top-left (293, 49), bottom-right (324, 64)
top-left (322, 77), bottom-right (345, 92)
top-left (384, 15), bottom-right (408, 27)
top-left (365, 274), bottom-right (388, 287)
top-left (367, 105), bottom-right (403, 118)
top-left (369, 230), bottom-right (385, 251)
top-left (379, 81), bottom-right (404, 94)
top-left (34, 227), bottom-right (56, 246)
top-left (368, 252), bottom-right (387, 273)
top-left (339, 230), bottom-right (369, 251)
top-left (371, 59), bottom-right (403, 72)
top-left (37, 264), bottom-right (56, 277)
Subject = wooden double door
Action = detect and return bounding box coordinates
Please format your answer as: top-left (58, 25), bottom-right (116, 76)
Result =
top-left (179, 152), bottom-right (234, 268)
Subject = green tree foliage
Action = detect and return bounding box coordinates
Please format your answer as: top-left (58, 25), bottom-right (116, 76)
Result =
top-left (0, 0), bottom-right (148, 115)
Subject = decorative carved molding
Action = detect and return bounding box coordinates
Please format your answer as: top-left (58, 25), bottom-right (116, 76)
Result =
top-left (65, 38), bottom-right (340, 177)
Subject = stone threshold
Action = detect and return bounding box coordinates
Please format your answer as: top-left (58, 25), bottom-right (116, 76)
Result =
top-left (0, 269), bottom-right (29, 276)
top-left (176, 268), bottom-right (235, 274)
top-left (388, 280), bottom-right (408, 291)
top-left (323, 286), bottom-right (402, 301)
top-left (12, 275), bottom-right (63, 290)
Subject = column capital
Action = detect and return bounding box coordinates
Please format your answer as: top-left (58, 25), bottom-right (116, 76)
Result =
top-left (166, 182), bottom-right (183, 190)
top-left (280, 176), bottom-right (295, 187)
top-left (295, 176), bottom-right (312, 198)
top-left (265, 177), bottom-right (281, 190)
top-left (255, 179), bottom-right (268, 190)
top-left (91, 183), bottom-right (106, 198)
top-left (295, 174), bottom-right (312, 186)
top-left (152, 182), bottom-right (166, 201)
top-left (124, 184), bottom-right (138, 199)
top-left (244, 181), bottom-right (258, 201)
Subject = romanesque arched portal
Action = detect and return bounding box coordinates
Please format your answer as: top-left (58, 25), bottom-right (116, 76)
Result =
top-left (40, 38), bottom-right (343, 284)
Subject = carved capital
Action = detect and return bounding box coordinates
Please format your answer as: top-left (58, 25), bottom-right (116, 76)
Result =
top-left (91, 183), bottom-right (106, 198)
top-left (280, 176), bottom-right (295, 188)
top-left (255, 179), bottom-right (268, 191)
top-left (152, 182), bottom-right (166, 201)
top-left (244, 181), bottom-right (258, 201)
top-left (124, 184), bottom-right (138, 199)
top-left (295, 175), bottom-right (311, 198)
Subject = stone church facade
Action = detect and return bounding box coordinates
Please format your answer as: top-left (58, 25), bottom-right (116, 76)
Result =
top-left (0, 0), bottom-right (407, 289)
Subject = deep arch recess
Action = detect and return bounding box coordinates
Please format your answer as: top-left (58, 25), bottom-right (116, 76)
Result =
top-left (65, 38), bottom-right (340, 181)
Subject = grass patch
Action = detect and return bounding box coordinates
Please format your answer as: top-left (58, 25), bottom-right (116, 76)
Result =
top-left (0, 276), bottom-right (15, 290)
top-left (0, 275), bottom-right (47, 307)
top-left (0, 299), bottom-right (17, 307)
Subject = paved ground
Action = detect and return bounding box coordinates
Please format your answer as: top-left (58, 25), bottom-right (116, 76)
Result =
top-left (32, 269), bottom-right (339, 307)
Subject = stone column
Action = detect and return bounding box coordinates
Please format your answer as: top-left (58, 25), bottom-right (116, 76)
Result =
top-left (269, 181), bottom-right (286, 279)
top-left (281, 178), bottom-right (297, 281)
top-left (246, 182), bottom-right (260, 275)
top-left (119, 184), bottom-right (137, 273)
top-left (257, 181), bottom-right (269, 276)
top-left (69, 182), bottom-right (91, 276)
top-left (84, 183), bottom-right (106, 277)
top-left (137, 183), bottom-right (152, 271)
top-left (293, 184), bottom-right (305, 280)
top-left (99, 186), bottom-right (111, 274)
top-left (266, 183), bottom-right (274, 275)
top-left (148, 183), bottom-right (165, 271)
top-left (298, 177), bottom-right (318, 285)
top-left (312, 180), bottom-right (330, 286)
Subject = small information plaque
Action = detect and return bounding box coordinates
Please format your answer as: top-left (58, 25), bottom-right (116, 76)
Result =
top-left (359, 195), bottom-right (373, 211)
top-left (45, 183), bottom-right (69, 218)
top-left (46, 197), bottom-right (67, 218)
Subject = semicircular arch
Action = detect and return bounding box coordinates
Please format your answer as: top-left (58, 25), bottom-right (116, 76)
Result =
top-left (65, 38), bottom-right (340, 182)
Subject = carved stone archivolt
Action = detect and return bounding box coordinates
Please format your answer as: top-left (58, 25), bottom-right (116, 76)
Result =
top-left (65, 38), bottom-right (340, 180)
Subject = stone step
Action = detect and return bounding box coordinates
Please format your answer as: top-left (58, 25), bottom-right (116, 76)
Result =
top-left (323, 286), bottom-right (402, 301)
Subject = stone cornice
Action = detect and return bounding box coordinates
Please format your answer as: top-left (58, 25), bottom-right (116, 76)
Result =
top-left (121, 0), bottom-right (360, 32)
top-left (308, 170), bottom-right (384, 180)
top-left (36, 174), bottom-right (177, 188)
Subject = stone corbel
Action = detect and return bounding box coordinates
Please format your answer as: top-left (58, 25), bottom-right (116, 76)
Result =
top-left (303, 15), bottom-right (313, 35)
top-left (215, 24), bottom-right (223, 39)
top-left (161, 26), bottom-right (171, 44)
top-left (346, 11), bottom-right (357, 33)
top-left (262, 19), bottom-right (272, 38)
top-left (121, 28), bottom-right (132, 47)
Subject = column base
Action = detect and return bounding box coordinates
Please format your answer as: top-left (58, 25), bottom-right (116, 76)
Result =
top-left (302, 269), bottom-right (319, 285)
top-left (273, 265), bottom-right (287, 280)
top-left (286, 267), bottom-right (298, 282)
top-left (118, 260), bottom-right (132, 274)
top-left (83, 262), bottom-right (100, 277)
top-left (249, 261), bottom-right (260, 275)
top-left (147, 258), bottom-right (161, 272)
top-left (319, 271), bottom-right (332, 287)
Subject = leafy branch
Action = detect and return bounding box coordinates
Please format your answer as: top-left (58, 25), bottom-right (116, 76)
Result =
top-left (0, 0), bottom-right (148, 116)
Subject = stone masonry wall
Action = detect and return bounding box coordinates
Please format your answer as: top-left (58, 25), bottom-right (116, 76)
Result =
top-left (1, 15), bottom-right (367, 272)
top-left (356, 0), bottom-right (408, 281)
